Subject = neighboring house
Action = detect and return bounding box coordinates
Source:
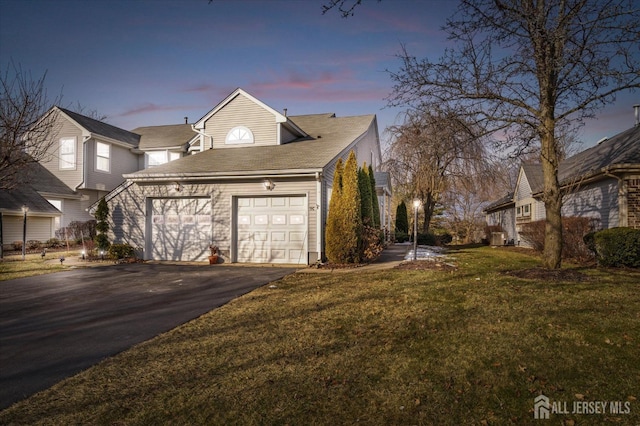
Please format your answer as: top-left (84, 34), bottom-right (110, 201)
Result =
top-left (374, 171), bottom-right (393, 235)
top-left (96, 88), bottom-right (387, 264)
top-left (485, 124), bottom-right (640, 246)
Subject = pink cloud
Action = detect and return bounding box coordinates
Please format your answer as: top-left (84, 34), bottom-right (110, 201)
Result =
top-left (117, 103), bottom-right (186, 117)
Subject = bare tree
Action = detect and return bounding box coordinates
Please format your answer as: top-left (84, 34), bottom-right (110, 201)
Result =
top-left (385, 109), bottom-right (486, 234)
top-left (387, 0), bottom-right (640, 269)
top-left (1, 62), bottom-right (61, 190)
top-left (321, 0), bottom-right (378, 17)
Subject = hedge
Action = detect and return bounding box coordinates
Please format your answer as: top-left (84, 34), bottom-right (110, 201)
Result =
top-left (593, 227), bottom-right (640, 268)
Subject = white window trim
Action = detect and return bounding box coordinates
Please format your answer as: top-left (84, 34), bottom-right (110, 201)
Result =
top-left (225, 126), bottom-right (254, 145)
top-left (59, 137), bottom-right (76, 170)
top-left (96, 141), bottom-right (111, 173)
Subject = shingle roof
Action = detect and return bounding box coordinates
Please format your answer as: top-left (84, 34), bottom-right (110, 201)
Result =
top-left (484, 192), bottom-right (514, 213)
top-left (0, 186), bottom-right (61, 215)
top-left (558, 125), bottom-right (640, 185)
top-left (57, 107), bottom-right (140, 146)
top-left (23, 161), bottom-right (77, 196)
top-left (521, 162), bottom-right (544, 193)
top-left (126, 113), bottom-right (375, 178)
top-left (374, 171), bottom-right (391, 192)
top-left (131, 124), bottom-right (196, 150)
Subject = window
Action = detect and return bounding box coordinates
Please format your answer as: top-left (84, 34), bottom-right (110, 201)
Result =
top-left (517, 204), bottom-right (531, 217)
top-left (59, 138), bottom-right (76, 169)
top-left (169, 152), bottom-right (181, 162)
top-left (96, 142), bottom-right (110, 172)
top-left (225, 126), bottom-right (254, 145)
top-left (146, 151), bottom-right (167, 167)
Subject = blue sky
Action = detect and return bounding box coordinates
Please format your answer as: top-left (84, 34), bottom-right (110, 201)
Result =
top-left (1, 0), bottom-right (637, 150)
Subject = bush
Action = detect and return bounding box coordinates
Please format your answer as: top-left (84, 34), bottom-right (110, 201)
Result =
top-left (108, 243), bottom-right (135, 260)
top-left (593, 227), bottom-right (640, 268)
top-left (46, 238), bottom-right (63, 248)
top-left (27, 240), bottom-right (41, 250)
top-left (417, 233), bottom-right (436, 246)
top-left (519, 217), bottom-right (598, 262)
top-left (361, 225), bottom-right (384, 262)
top-left (12, 241), bottom-right (22, 251)
top-left (395, 232), bottom-right (409, 243)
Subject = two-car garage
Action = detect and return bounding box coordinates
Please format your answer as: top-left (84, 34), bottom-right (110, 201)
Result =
top-left (149, 195), bottom-right (308, 264)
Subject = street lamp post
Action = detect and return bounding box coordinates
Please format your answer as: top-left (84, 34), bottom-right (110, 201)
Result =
top-left (21, 205), bottom-right (29, 261)
top-left (413, 199), bottom-right (420, 261)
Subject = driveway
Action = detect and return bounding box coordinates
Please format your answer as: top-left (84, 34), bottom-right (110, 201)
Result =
top-left (0, 263), bottom-right (294, 410)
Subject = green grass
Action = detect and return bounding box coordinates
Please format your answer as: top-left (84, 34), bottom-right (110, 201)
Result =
top-left (0, 251), bottom-right (80, 281)
top-left (1, 246), bottom-right (638, 425)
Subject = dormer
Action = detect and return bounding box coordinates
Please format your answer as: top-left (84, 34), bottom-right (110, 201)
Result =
top-left (191, 88), bottom-right (307, 150)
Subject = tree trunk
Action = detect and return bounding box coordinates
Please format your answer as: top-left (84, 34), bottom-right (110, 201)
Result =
top-left (423, 193), bottom-right (434, 234)
top-left (540, 119), bottom-right (563, 269)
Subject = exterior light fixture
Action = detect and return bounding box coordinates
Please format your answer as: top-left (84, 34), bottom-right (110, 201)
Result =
top-left (263, 178), bottom-right (275, 191)
top-left (174, 182), bottom-right (182, 192)
top-left (413, 199), bottom-right (420, 261)
top-left (21, 205), bottom-right (29, 261)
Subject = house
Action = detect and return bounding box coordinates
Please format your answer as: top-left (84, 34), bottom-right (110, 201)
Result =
top-left (97, 88), bottom-right (386, 264)
top-left (485, 124), bottom-right (640, 246)
top-left (131, 122), bottom-right (198, 169)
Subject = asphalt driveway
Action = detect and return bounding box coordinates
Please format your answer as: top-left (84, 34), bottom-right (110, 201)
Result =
top-left (0, 263), bottom-right (294, 410)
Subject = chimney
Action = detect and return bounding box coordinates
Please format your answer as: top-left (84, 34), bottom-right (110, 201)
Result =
top-left (634, 105), bottom-right (640, 127)
top-left (283, 108), bottom-right (287, 117)
top-left (184, 116), bottom-right (188, 124)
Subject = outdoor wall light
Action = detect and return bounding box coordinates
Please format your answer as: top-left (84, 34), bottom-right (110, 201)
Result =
top-left (263, 178), bottom-right (275, 191)
top-left (174, 182), bottom-right (182, 192)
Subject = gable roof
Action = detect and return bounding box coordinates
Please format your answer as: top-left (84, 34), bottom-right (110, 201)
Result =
top-left (131, 124), bottom-right (197, 150)
top-left (192, 88), bottom-right (307, 139)
top-left (484, 192), bottom-right (514, 213)
top-left (520, 162), bottom-right (544, 193)
top-left (0, 186), bottom-right (62, 215)
top-left (24, 161), bottom-right (78, 197)
top-left (56, 107), bottom-right (140, 147)
top-left (126, 113), bottom-right (376, 179)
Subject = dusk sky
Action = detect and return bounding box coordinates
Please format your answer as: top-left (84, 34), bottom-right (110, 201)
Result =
top-left (1, 0), bottom-right (638, 151)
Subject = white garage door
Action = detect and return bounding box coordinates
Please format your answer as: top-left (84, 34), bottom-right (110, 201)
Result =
top-left (150, 198), bottom-right (212, 261)
top-left (236, 196), bottom-right (307, 264)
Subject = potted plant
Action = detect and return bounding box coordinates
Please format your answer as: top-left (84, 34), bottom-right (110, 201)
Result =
top-left (208, 245), bottom-right (219, 265)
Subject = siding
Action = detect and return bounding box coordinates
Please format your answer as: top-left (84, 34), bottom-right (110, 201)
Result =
top-left (107, 177), bottom-right (317, 262)
top-left (39, 113), bottom-right (84, 190)
top-left (85, 139), bottom-right (139, 191)
top-left (562, 179), bottom-right (619, 229)
top-left (2, 214), bottom-right (54, 243)
top-left (205, 94), bottom-right (277, 148)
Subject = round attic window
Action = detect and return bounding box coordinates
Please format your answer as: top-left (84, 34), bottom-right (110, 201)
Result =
top-left (225, 126), bottom-right (254, 145)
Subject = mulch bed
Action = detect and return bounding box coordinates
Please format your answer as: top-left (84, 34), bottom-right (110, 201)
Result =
top-left (503, 267), bottom-right (591, 282)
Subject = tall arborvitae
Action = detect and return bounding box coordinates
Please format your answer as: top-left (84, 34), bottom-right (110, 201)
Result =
top-left (340, 151), bottom-right (362, 263)
top-left (368, 164), bottom-right (381, 228)
top-left (325, 158), bottom-right (344, 263)
top-left (358, 163), bottom-right (374, 226)
top-left (94, 197), bottom-right (111, 252)
top-left (395, 201), bottom-right (409, 234)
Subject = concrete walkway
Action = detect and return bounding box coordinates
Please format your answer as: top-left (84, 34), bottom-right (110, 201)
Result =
top-left (298, 243), bottom-right (408, 273)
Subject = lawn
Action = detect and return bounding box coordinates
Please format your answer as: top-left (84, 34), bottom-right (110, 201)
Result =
top-left (0, 251), bottom-right (81, 281)
top-left (1, 246), bottom-right (638, 425)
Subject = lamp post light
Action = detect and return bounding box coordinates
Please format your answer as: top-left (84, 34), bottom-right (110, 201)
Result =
top-left (413, 199), bottom-right (420, 261)
top-left (21, 205), bottom-right (29, 261)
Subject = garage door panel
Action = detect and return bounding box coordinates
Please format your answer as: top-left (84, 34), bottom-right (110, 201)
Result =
top-left (151, 198), bottom-right (211, 262)
top-left (236, 196), bottom-right (307, 264)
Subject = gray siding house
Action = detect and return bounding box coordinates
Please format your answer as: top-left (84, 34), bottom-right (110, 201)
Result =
top-left (485, 124), bottom-right (640, 246)
top-left (100, 89), bottom-right (384, 264)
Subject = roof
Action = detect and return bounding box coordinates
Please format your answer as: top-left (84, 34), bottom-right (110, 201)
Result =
top-left (558, 125), bottom-right (640, 185)
top-left (57, 107), bottom-right (140, 146)
top-left (521, 162), bottom-right (544, 193)
top-left (126, 113), bottom-right (376, 179)
top-left (484, 192), bottom-right (514, 213)
top-left (0, 186), bottom-right (61, 215)
top-left (23, 161), bottom-right (77, 196)
top-left (130, 124), bottom-right (196, 150)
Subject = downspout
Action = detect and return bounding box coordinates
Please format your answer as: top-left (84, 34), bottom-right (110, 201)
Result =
top-left (316, 171), bottom-right (322, 262)
top-left (603, 167), bottom-right (627, 227)
top-left (191, 125), bottom-right (213, 151)
top-left (77, 136), bottom-right (90, 191)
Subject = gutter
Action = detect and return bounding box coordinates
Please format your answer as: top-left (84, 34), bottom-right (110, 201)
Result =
top-left (191, 124), bottom-right (213, 151)
top-left (124, 169), bottom-right (323, 182)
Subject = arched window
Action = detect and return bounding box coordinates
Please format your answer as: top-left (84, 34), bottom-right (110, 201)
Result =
top-left (225, 126), bottom-right (254, 145)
